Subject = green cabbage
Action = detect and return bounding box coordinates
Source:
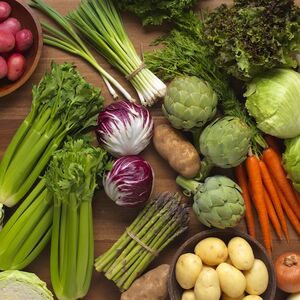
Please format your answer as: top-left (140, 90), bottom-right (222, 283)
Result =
top-left (283, 136), bottom-right (300, 192)
top-left (0, 270), bottom-right (53, 299)
top-left (245, 69), bottom-right (300, 139)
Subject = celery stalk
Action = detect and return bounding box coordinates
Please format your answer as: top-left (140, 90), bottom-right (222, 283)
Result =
top-left (0, 63), bottom-right (104, 207)
top-left (45, 138), bottom-right (110, 300)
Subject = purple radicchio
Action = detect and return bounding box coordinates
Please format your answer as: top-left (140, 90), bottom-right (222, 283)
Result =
top-left (103, 155), bottom-right (154, 207)
top-left (96, 101), bottom-right (154, 157)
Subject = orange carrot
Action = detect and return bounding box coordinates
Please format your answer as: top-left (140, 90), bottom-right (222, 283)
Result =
top-left (258, 160), bottom-right (289, 240)
top-left (263, 188), bottom-right (284, 240)
top-left (234, 164), bottom-right (256, 238)
top-left (264, 135), bottom-right (282, 156)
top-left (246, 155), bottom-right (272, 255)
top-left (294, 189), bottom-right (300, 204)
top-left (262, 148), bottom-right (300, 219)
top-left (274, 181), bottom-right (300, 236)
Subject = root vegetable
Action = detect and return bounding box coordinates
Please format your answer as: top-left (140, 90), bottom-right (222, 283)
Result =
top-left (121, 264), bottom-right (169, 300)
top-left (0, 55), bottom-right (7, 79)
top-left (0, 1), bottom-right (11, 22)
top-left (244, 259), bottom-right (269, 295)
top-left (228, 237), bottom-right (254, 270)
top-left (153, 123), bottom-right (200, 178)
top-left (15, 29), bottom-right (33, 52)
top-left (182, 290), bottom-right (196, 300)
top-left (275, 252), bottom-right (300, 293)
top-left (242, 296), bottom-right (263, 300)
top-left (222, 293), bottom-right (245, 300)
top-left (7, 53), bottom-right (25, 81)
top-left (194, 267), bottom-right (221, 300)
top-left (216, 263), bottom-right (246, 298)
top-left (0, 30), bottom-right (14, 53)
top-left (287, 293), bottom-right (300, 300)
top-left (175, 253), bottom-right (203, 289)
top-left (194, 237), bottom-right (228, 266)
top-left (0, 17), bottom-right (21, 35)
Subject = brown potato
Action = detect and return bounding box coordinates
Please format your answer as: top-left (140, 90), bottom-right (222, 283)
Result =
top-left (153, 124), bottom-right (200, 178)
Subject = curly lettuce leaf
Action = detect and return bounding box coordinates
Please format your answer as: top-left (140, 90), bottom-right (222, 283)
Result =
top-left (203, 0), bottom-right (300, 80)
top-left (115, 0), bottom-right (197, 25)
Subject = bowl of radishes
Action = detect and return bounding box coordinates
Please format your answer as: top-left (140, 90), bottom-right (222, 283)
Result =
top-left (0, 0), bottom-right (42, 97)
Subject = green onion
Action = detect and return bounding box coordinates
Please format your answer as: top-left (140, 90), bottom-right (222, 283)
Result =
top-left (0, 179), bottom-right (53, 270)
top-left (95, 192), bottom-right (189, 291)
top-left (30, 0), bottom-right (134, 102)
top-left (45, 138), bottom-right (111, 300)
top-left (68, 0), bottom-right (166, 106)
top-left (0, 63), bottom-right (103, 207)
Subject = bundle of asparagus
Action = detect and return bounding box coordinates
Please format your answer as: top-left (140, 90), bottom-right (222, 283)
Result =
top-left (94, 192), bottom-right (189, 291)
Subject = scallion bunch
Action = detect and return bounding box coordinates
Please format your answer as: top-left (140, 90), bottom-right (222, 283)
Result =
top-left (68, 0), bottom-right (166, 106)
top-left (95, 192), bottom-right (189, 291)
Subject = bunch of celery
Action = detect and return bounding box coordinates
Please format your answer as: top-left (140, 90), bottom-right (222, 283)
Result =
top-left (0, 63), bottom-right (103, 207)
top-left (0, 179), bottom-right (52, 270)
top-left (68, 0), bottom-right (166, 106)
top-left (45, 138), bottom-right (111, 300)
top-left (30, 0), bottom-right (133, 102)
top-left (95, 192), bottom-right (189, 291)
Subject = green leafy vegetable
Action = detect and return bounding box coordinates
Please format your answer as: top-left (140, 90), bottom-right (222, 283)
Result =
top-left (245, 68), bottom-right (300, 139)
top-left (0, 63), bottom-right (103, 207)
top-left (0, 270), bottom-right (53, 300)
top-left (45, 138), bottom-right (111, 300)
top-left (115, 0), bottom-right (197, 25)
top-left (203, 0), bottom-right (300, 79)
top-left (145, 13), bottom-right (266, 149)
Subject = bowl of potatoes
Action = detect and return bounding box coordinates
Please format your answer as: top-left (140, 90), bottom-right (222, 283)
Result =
top-left (168, 228), bottom-right (276, 300)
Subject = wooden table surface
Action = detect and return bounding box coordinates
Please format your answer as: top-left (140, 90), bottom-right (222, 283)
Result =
top-left (1, 0), bottom-right (299, 299)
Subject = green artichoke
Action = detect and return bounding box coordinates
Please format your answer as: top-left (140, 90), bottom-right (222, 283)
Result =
top-left (200, 116), bottom-right (252, 168)
top-left (283, 136), bottom-right (300, 192)
top-left (176, 175), bottom-right (245, 229)
top-left (163, 76), bottom-right (218, 131)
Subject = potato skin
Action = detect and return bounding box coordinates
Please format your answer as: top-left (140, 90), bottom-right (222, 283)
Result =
top-left (182, 290), bottom-right (196, 300)
top-left (176, 253), bottom-right (203, 289)
top-left (121, 264), bottom-right (170, 300)
top-left (244, 259), bottom-right (269, 295)
top-left (242, 296), bottom-right (263, 300)
top-left (194, 237), bottom-right (228, 266)
top-left (216, 263), bottom-right (246, 298)
top-left (194, 267), bottom-right (221, 300)
top-left (228, 237), bottom-right (254, 270)
top-left (222, 293), bottom-right (245, 300)
top-left (153, 124), bottom-right (200, 178)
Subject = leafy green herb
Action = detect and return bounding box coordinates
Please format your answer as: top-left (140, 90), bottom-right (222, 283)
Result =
top-left (203, 0), bottom-right (300, 79)
top-left (115, 0), bottom-right (197, 25)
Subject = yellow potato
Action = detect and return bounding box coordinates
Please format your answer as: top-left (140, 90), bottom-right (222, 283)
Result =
top-left (176, 253), bottom-right (203, 289)
top-left (182, 290), bottom-right (196, 300)
top-left (195, 237), bottom-right (228, 266)
top-left (228, 237), bottom-right (254, 270)
top-left (244, 259), bottom-right (269, 295)
top-left (222, 293), bottom-right (245, 300)
top-left (216, 263), bottom-right (246, 298)
top-left (194, 267), bottom-right (221, 300)
top-left (243, 296), bottom-right (263, 300)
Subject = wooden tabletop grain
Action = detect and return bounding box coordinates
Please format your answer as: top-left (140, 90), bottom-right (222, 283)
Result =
top-left (0, 1), bottom-right (299, 299)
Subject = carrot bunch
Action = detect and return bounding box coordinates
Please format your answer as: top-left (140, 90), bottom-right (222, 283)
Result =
top-left (234, 136), bottom-right (300, 256)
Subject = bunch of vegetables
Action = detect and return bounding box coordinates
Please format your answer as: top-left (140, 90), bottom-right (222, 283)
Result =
top-left (45, 138), bottom-right (110, 300)
top-left (0, 1), bottom-right (34, 81)
top-left (94, 192), bottom-right (189, 291)
top-left (235, 138), bottom-right (300, 255)
top-left (176, 236), bottom-right (269, 300)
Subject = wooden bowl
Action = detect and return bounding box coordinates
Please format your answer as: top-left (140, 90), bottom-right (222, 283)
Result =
top-left (0, 0), bottom-right (43, 98)
top-left (168, 228), bottom-right (276, 300)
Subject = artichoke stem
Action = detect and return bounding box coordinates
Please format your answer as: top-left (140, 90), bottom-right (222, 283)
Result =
top-left (176, 176), bottom-right (199, 195)
top-left (195, 157), bottom-right (214, 181)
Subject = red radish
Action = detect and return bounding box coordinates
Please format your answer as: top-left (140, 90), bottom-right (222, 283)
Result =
top-left (7, 53), bottom-right (25, 81)
top-left (0, 30), bottom-right (15, 53)
top-left (0, 55), bottom-right (7, 78)
top-left (0, 1), bottom-right (11, 22)
top-left (15, 29), bottom-right (33, 52)
top-left (0, 17), bottom-right (21, 35)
